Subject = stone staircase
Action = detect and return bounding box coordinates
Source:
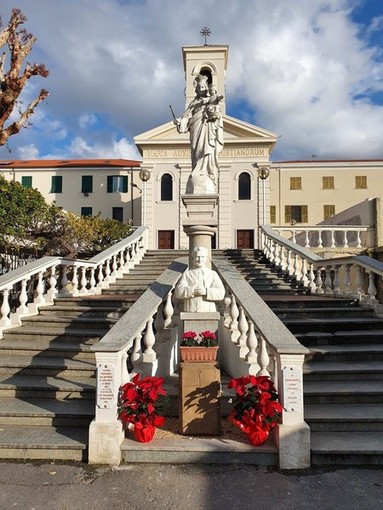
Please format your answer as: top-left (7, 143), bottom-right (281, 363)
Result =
top-left (0, 250), bottom-right (186, 461)
top-left (221, 249), bottom-right (383, 466)
top-left (1, 247), bottom-right (382, 466)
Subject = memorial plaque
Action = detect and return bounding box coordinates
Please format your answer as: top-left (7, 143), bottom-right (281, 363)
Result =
top-left (97, 363), bottom-right (115, 409)
top-left (282, 366), bottom-right (302, 412)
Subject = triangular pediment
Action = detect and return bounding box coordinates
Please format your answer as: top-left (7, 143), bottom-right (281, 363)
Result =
top-left (134, 114), bottom-right (278, 147)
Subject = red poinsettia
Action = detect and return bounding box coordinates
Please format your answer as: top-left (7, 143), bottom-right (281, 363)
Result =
top-left (181, 330), bottom-right (217, 347)
top-left (117, 373), bottom-right (169, 429)
top-left (227, 375), bottom-right (283, 444)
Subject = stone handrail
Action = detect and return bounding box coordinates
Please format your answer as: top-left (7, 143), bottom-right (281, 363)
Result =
top-left (89, 258), bottom-right (187, 464)
top-left (0, 227), bottom-right (148, 335)
top-left (275, 225), bottom-right (374, 250)
top-left (260, 225), bottom-right (383, 305)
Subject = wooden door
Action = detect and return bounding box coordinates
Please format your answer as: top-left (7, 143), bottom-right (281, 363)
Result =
top-left (237, 230), bottom-right (254, 249)
top-left (158, 230), bottom-right (175, 249)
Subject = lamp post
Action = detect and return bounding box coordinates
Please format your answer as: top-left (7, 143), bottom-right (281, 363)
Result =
top-left (255, 165), bottom-right (270, 248)
top-left (139, 169), bottom-right (151, 226)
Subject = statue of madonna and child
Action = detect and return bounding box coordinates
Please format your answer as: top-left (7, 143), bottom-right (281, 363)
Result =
top-left (171, 74), bottom-right (224, 194)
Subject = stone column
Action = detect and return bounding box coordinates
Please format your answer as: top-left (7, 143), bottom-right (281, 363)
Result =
top-left (181, 194), bottom-right (218, 266)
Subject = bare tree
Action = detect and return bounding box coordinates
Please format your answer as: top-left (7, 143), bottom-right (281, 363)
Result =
top-left (0, 8), bottom-right (48, 146)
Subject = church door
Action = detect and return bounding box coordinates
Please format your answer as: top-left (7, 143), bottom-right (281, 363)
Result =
top-left (158, 230), bottom-right (175, 249)
top-left (236, 230), bottom-right (254, 249)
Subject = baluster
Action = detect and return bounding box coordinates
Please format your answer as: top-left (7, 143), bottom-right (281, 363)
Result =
top-left (123, 247), bottom-right (130, 273)
top-left (246, 321), bottom-right (260, 374)
top-left (342, 230), bottom-right (348, 248)
top-left (89, 267), bottom-right (96, 293)
top-left (121, 349), bottom-right (130, 385)
top-left (60, 266), bottom-right (69, 295)
top-left (104, 259), bottom-right (111, 284)
top-left (229, 293), bottom-right (239, 339)
top-left (34, 271), bottom-right (45, 304)
top-left (354, 265), bottom-right (363, 299)
top-left (96, 264), bottom-right (104, 289)
top-left (344, 264), bottom-right (352, 294)
top-left (315, 267), bottom-right (324, 294)
top-left (356, 230), bottom-right (362, 248)
top-left (280, 246), bottom-right (287, 271)
top-left (112, 255), bottom-right (118, 277)
top-left (291, 230), bottom-right (297, 243)
top-left (317, 231), bottom-right (323, 248)
top-left (0, 288), bottom-right (11, 327)
top-left (79, 266), bottom-right (88, 294)
top-left (308, 263), bottom-right (316, 293)
top-left (293, 254), bottom-right (301, 281)
top-left (328, 230), bottom-right (335, 249)
top-left (304, 230), bottom-right (310, 248)
top-left (47, 265), bottom-right (58, 300)
top-left (333, 266), bottom-right (341, 295)
top-left (17, 279), bottom-right (29, 315)
top-left (287, 249), bottom-right (294, 276)
top-left (324, 267), bottom-right (333, 295)
top-left (223, 290), bottom-right (232, 327)
top-left (142, 316), bottom-right (156, 363)
top-left (257, 336), bottom-right (270, 376)
top-left (154, 302), bottom-right (164, 332)
top-left (163, 292), bottom-right (174, 328)
top-left (237, 306), bottom-right (249, 355)
top-left (367, 271), bottom-right (378, 304)
top-left (301, 258), bottom-right (309, 287)
top-left (131, 334), bottom-right (143, 373)
top-left (71, 267), bottom-right (79, 297)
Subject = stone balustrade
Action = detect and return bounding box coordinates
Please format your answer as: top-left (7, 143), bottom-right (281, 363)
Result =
top-left (275, 225), bottom-right (374, 251)
top-left (261, 225), bottom-right (383, 306)
top-left (0, 227), bottom-right (148, 336)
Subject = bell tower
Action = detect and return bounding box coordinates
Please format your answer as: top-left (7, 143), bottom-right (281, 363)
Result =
top-left (182, 43), bottom-right (229, 114)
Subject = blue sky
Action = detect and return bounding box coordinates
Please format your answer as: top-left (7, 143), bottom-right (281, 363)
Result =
top-left (0, 0), bottom-right (383, 162)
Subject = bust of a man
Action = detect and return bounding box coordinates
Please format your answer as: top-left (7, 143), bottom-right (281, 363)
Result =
top-left (175, 246), bottom-right (225, 312)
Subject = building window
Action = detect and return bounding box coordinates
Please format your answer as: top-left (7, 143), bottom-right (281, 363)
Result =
top-left (323, 205), bottom-right (335, 220)
top-left (51, 175), bottom-right (63, 193)
top-left (81, 207), bottom-right (93, 217)
top-left (82, 175), bottom-right (93, 194)
top-left (161, 173), bottom-right (173, 201)
top-left (107, 175), bottom-right (128, 193)
top-left (238, 172), bottom-right (251, 200)
top-left (270, 205), bottom-right (276, 224)
top-left (21, 176), bottom-right (32, 188)
top-left (322, 176), bottom-right (334, 189)
top-left (289, 177), bottom-right (302, 190)
top-left (112, 207), bottom-right (123, 222)
top-left (285, 205), bottom-right (308, 224)
top-left (355, 176), bottom-right (367, 189)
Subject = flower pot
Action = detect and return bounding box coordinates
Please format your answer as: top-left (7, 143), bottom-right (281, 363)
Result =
top-left (180, 346), bottom-right (218, 363)
top-left (133, 425), bottom-right (156, 443)
top-left (247, 427), bottom-right (269, 446)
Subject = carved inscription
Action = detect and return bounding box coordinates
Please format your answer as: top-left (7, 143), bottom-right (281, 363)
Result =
top-left (143, 147), bottom-right (266, 158)
top-left (97, 363), bottom-right (115, 409)
top-left (282, 366), bottom-right (302, 412)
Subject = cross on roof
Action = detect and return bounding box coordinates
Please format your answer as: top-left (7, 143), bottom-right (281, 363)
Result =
top-left (200, 27), bottom-right (211, 45)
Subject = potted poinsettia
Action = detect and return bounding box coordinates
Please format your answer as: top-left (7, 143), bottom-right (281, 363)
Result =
top-left (180, 330), bottom-right (218, 362)
top-left (117, 373), bottom-right (169, 443)
top-left (227, 375), bottom-right (283, 446)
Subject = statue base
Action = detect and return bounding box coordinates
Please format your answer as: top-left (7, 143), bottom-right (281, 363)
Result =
top-left (186, 174), bottom-right (216, 194)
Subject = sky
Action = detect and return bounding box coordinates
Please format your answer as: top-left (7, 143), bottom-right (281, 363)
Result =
top-left (0, 0), bottom-right (383, 162)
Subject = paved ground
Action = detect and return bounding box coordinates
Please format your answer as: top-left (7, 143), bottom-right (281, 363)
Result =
top-left (0, 461), bottom-right (382, 510)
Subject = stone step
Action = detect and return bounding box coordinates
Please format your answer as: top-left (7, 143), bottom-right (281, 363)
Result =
top-left (39, 305), bottom-right (131, 318)
top-left (0, 373), bottom-right (96, 399)
top-left (275, 307), bottom-right (374, 319)
top-left (306, 344), bottom-right (383, 362)
top-left (305, 403), bottom-right (383, 431)
top-left (0, 425), bottom-right (88, 461)
top-left (2, 327), bottom-right (107, 343)
top-left (296, 329), bottom-right (383, 346)
top-left (303, 379), bottom-right (383, 404)
top-left (0, 338), bottom-right (96, 359)
top-left (0, 397), bottom-right (94, 427)
top-left (310, 431), bottom-right (383, 466)
top-left (283, 317), bottom-right (383, 332)
top-left (0, 354), bottom-right (96, 378)
top-left (19, 315), bottom-right (118, 330)
top-left (265, 297), bottom-right (358, 309)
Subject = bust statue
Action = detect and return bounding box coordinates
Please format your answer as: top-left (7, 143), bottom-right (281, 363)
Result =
top-left (174, 246), bottom-right (225, 312)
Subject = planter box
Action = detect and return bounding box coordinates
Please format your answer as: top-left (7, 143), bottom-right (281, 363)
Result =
top-left (180, 346), bottom-right (218, 363)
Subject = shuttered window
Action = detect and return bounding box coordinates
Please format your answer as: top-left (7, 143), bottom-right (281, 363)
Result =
top-left (285, 205), bottom-right (308, 224)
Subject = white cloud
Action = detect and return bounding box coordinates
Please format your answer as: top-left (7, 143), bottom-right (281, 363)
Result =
top-left (1, 0), bottom-right (383, 161)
